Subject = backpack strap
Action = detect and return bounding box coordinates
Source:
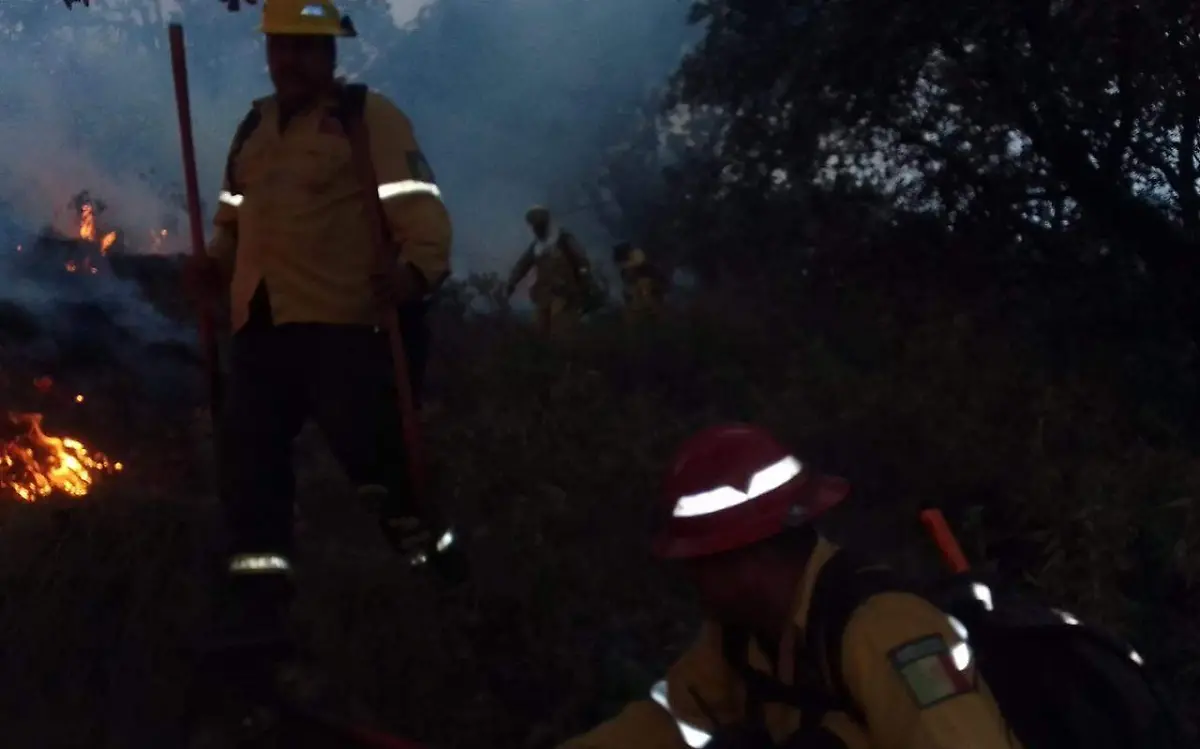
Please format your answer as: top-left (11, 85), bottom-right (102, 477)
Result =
top-left (223, 101), bottom-right (264, 196)
top-left (720, 625), bottom-right (855, 748)
top-left (335, 82), bottom-right (369, 130)
top-left (719, 625), bottom-right (852, 727)
top-left (337, 83), bottom-right (394, 248)
top-left (804, 551), bottom-right (908, 726)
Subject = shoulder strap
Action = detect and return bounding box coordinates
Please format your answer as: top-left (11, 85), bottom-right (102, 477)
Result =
top-left (720, 626), bottom-right (849, 718)
top-left (223, 102), bottom-right (264, 195)
top-left (340, 83), bottom-right (388, 247)
top-left (335, 83), bottom-right (369, 130)
top-left (804, 551), bottom-right (906, 726)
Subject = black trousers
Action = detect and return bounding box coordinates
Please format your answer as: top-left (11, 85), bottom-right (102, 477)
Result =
top-left (217, 292), bottom-right (432, 559)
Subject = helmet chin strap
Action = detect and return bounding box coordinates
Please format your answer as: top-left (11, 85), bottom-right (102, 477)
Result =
top-left (711, 526), bottom-right (819, 640)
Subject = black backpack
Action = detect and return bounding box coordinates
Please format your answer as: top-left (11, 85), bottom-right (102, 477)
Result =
top-left (722, 552), bottom-right (1194, 749)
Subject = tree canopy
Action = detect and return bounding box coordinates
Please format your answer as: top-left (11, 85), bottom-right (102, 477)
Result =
top-left (610, 0), bottom-right (1200, 437)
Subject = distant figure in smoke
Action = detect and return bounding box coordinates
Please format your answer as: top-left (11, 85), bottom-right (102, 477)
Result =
top-left (504, 205), bottom-right (597, 335)
top-left (612, 242), bottom-right (667, 322)
top-left (184, 0), bottom-right (462, 717)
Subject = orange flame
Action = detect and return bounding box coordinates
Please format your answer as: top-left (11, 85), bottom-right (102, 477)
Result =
top-left (0, 413), bottom-right (122, 502)
top-left (78, 203), bottom-right (117, 255)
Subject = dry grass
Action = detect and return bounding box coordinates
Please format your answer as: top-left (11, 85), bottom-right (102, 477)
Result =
top-left (0, 263), bottom-right (1196, 747)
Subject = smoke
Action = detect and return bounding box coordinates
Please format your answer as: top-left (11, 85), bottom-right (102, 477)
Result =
top-left (1, 0), bottom-right (693, 264)
top-left (383, 0), bottom-right (697, 269)
top-left (0, 0), bottom-right (694, 342)
top-left (383, 0), bottom-right (438, 28)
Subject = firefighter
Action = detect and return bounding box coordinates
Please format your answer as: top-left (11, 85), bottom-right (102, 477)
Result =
top-left (185, 0), bottom-right (462, 661)
top-left (612, 241), bottom-right (665, 320)
top-left (559, 424), bottom-right (1020, 749)
top-left (504, 205), bottom-right (595, 335)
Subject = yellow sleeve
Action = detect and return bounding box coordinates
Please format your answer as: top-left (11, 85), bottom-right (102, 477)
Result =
top-left (207, 225), bottom-right (237, 279)
top-left (207, 131), bottom-right (243, 275)
top-left (557, 700), bottom-right (689, 749)
top-left (841, 592), bottom-right (1018, 749)
top-left (363, 91), bottom-right (452, 290)
top-left (558, 621), bottom-right (742, 749)
top-left (507, 246), bottom-right (536, 289)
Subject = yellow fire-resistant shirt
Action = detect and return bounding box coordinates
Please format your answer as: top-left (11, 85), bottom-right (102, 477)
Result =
top-left (560, 538), bottom-right (1022, 749)
top-left (206, 87), bottom-right (452, 331)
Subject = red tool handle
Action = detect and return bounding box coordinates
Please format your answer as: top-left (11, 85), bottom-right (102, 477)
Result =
top-left (168, 22), bottom-right (222, 418)
top-left (346, 724), bottom-right (429, 749)
top-left (277, 702), bottom-right (429, 749)
top-left (344, 108), bottom-right (428, 502)
top-left (919, 508), bottom-right (971, 574)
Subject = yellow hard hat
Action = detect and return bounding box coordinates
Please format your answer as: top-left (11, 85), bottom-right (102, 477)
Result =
top-left (525, 205), bottom-right (551, 224)
top-left (260, 0), bottom-right (355, 36)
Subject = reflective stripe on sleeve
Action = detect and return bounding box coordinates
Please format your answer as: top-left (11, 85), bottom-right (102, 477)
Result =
top-left (649, 680), bottom-right (712, 748)
top-left (218, 191), bottom-right (244, 207)
top-left (378, 180), bottom-right (441, 201)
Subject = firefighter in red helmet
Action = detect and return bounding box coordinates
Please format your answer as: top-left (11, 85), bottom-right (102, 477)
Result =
top-left (559, 424), bottom-right (1020, 749)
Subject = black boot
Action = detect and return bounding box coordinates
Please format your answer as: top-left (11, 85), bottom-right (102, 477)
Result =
top-left (359, 484), bottom-right (470, 587)
top-left (208, 570), bottom-right (296, 654)
top-left (380, 515), bottom-right (470, 587)
top-left (188, 570), bottom-right (298, 746)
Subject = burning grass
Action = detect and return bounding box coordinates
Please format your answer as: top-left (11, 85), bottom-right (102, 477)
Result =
top-left (77, 202), bottom-right (117, 256)
top-left (0, 412), bottom-right (122, 502)
top-left (10, 191), bottom-right (174, 279)
top-left (0, 376), bottom-right (124, 502)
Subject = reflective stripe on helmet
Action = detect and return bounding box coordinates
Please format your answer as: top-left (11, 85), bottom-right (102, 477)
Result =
top-left (672, 456), bottom-right (802, 518)
top-left (378, 180), bottom-right (441, 201)
top-left (218, 190), bottom-right (244, 207)
top-left (228, 553), bottom-right (291, 574)
top-left (649, 681), bottom-right (712, 748)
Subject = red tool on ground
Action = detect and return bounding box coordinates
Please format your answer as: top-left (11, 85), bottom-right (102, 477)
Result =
top-left (919, 507), bottom-right (971, 573)
top-left (275, 703), bottom-right (429, 749)
top-left (168, 23), bottom-right (222, 419)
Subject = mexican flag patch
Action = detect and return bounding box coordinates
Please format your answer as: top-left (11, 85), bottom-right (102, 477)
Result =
top-left (888, 634), bottom-right (974, 709)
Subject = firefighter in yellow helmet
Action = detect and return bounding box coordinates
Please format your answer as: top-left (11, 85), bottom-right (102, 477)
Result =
top-left (612, 241), bottom-right (666, 321)
top-left (504, 205), bottom-right (595, 335)
top-left (559, 425), bottom-right (1020, 749)
top-left (185, 0), bottom-right (461, 667)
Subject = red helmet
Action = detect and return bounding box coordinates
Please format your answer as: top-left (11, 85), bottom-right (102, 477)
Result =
top-left (652, 424), bottom-right (850, 559)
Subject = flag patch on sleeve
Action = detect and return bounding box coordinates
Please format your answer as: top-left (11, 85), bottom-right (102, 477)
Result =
top-left (406, 150), bottom-right (437, 183)
top-left (887, 634), bottom-right (974, 709)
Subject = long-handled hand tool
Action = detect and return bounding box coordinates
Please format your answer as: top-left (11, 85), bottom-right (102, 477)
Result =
top-left (168, 23), bottom-right (222, 420)
top-left (343, 98), bottom-right (468, 585)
